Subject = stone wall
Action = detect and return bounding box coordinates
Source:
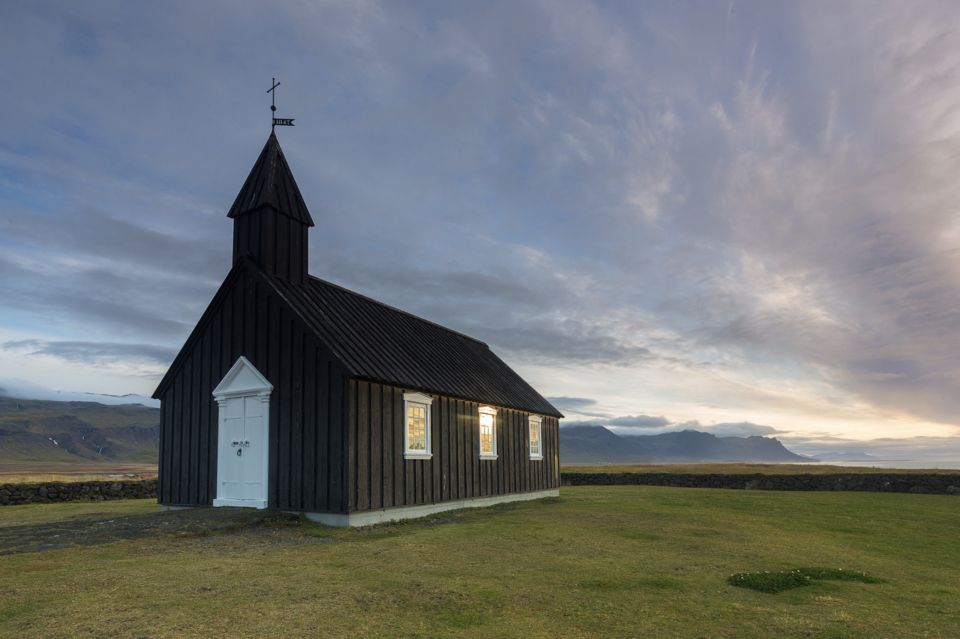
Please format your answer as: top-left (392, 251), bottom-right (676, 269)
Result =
top-left (0, 480), bottom-right (157, 506)
top-left (561, 472), bottom-right (960, 494)
top-left (4, 473), bottom-right (959, 505)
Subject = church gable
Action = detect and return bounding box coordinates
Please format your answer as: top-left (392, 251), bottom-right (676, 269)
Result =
top-left (212, 356), bottom-right (273, 400)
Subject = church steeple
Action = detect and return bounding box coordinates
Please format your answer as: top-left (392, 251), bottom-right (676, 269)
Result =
top-left (228, 132), bottom-right (313, 283)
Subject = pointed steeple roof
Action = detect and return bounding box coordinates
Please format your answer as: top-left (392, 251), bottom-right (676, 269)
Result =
top-left (227, 132), bottom-right (314, 226)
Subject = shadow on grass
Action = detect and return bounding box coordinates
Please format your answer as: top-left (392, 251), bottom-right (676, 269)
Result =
top-left (728, 567), bottom-right (885, 593)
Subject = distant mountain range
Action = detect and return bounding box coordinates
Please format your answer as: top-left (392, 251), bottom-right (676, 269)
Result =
top-left (0, 397), bottom-right (159, 464)
top-left (1, 397), bottom-right (809, 467)
top-left (561, 425), bottom-right (809, 464)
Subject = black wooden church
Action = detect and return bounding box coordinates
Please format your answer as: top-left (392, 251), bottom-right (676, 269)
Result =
top-left (152, 132), bottom-right (562, 525)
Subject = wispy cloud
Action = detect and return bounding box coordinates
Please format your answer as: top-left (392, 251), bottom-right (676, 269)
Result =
top-left (2, 339), bottom-right (175, 366)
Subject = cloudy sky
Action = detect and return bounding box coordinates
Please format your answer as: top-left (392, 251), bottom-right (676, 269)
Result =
top-left (3, 1), bottom-right (960, 457)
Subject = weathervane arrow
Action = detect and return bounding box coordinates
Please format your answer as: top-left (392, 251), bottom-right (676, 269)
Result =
top-left (267, 78), bottom-right (296, 131)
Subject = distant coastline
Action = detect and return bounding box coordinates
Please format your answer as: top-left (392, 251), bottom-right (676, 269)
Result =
top-left (805, 459), bottom-right (960, 470)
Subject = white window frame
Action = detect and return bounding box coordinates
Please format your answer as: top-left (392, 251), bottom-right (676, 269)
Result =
top-left (479, 405), bottom-right (498, 460)
top-left (403, 391), bottom-right (433, 459)
top-left (528, 415), bottom-right (543, 460)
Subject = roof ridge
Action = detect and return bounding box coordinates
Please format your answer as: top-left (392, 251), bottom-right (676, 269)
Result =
top-left (304, 274), bottom-right (489, 348)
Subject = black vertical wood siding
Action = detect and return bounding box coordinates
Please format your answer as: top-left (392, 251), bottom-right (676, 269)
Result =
top-left (158, 268), bottom-right (349, 511)
top-left (232, 208), bottom-right (308, 283)
top-left (347, 380), bottom-right (560, 513)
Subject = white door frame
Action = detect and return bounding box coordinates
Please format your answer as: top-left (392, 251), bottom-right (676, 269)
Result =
top-left (211, 356), bottom-right (272, 509)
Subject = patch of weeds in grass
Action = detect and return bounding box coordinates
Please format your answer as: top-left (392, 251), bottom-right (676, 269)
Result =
top-left (728, 567), bottom-right (884, 594)
top-left (634, 576), bottom-right (686, 591)
top-left (615, 529), bottom-right (661, 542)
top-left (434, 606), bottom-right (485, 629)
top-left (577, 576), bottom-right (686, 592)
top-left (0, 600), bottom-right (41, 624)
top-left (299, 516), bottom-right (337, 540)
top-left (578, 578), bottom-right (633, 591)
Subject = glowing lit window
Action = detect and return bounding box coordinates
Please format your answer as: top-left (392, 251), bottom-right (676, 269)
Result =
top-left (479, 406), bottom-right (498, 459)
top-left (403, 392), bottom-right (433, 459)
top-left (529, 415), bottom-right (543, 460)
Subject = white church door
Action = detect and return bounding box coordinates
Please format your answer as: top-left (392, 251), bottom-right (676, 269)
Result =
top-left (211, 356), bottom-right (272, 509)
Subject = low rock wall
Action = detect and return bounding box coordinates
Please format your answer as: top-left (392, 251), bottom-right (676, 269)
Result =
top-left (4, 473), bottom-right (959, 505)
top-left (0, 480), bottom-right (157, 505)
top-left (561, 472), bottom-right (960, 494)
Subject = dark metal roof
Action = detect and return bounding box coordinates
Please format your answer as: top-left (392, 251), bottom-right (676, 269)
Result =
top-left (265, 270), bottom-right (563, 418)
top-left (227, 132), bottom-right (315, 227)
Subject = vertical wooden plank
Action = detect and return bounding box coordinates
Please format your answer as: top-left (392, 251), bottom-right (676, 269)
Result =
top-left (328, 368), bottom-right (343, 512)
top-left (510, 410), bottom-right (523, 493)
top-left (502, 410), bottom-right (510, 496)
top-left (189, 353), bottom-right (201, 504)
top-left (276, 311), bottom-right (291, 509)
top-left (275, 215), bottom-right (290, 278)
top-left (457, 400), bottom-right (466, 500)
top-left (198, 332), bottom-right (211, 503)
top-left (520, 416), bottom-right (530, 492)
top-left (393, 387), bottom-right (404, 507)
top-left (553, 420), bottom-right (561, 487)
top-left (441, 398), bottom-right (450, 501)
top-left (544, 418), bottom-right (551, 488)
top-left (185, 360), bottom-right (195, 503)
top-left (265, 294), bottom-right (279, 507)
top-left (214, 296), bottom-right (227, 457)
top-left (170, 375), bottom-right (182, 504)
top-left (290, 326), bottom-right (304, 510)
top-left (539, 418), bottom-right (547, 491)
top-left (356, 381), bottom-right (370, 511)
top-left (369, 382), bottom-right (382, 510)
top-left (183, 356), bottom-right (193, 504)
top-left (416, 456), bottom-right (424, 505)
top-left (381, 384), bottom-right (393, 509)
top-left (448, 399), bottom-right (457, 501)
top-left (158, 394), bottom-right (168, 503)
top-left (496, 411), bottom-right (504, 495)
top-left (302, 341), bottom-right (316, 510)
top-left (315, 354), bottom-right (328, 511)
top-left (546, 418), bottom-right (554, 488)
top-left (345, 379), bottom-right (357, 512)
top-left (431, 402), bottom-right (440, 504)
top-left (467, 402), bottom-right (475, 499)
top-left (506, 411), bottom-right (514, 495)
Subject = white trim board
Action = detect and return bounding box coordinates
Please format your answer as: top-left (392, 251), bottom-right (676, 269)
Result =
top-left (305, 489), bottom-right (560, 527)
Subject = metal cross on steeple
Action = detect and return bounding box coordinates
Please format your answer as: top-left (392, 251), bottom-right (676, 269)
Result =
top-left (268, 77), bottom-right (295, 132)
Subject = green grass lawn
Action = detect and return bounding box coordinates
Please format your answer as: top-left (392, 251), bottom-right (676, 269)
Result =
top-left (1, 487), bottom-right (958, 638)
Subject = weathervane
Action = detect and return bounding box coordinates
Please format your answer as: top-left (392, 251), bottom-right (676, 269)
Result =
top-left (268, 77), bottom-right (295, 132)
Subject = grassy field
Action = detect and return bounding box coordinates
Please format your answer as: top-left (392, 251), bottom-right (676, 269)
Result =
top-left (560, 462), bottom-right (959, 474)
top-left (1, 487), bottom-right (958, 638)
top-left (0, 462), bottom-right (157, 483)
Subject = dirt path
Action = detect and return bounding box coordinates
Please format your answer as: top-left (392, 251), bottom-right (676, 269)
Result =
top-left (0, 506), bottom-right (301, 555)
